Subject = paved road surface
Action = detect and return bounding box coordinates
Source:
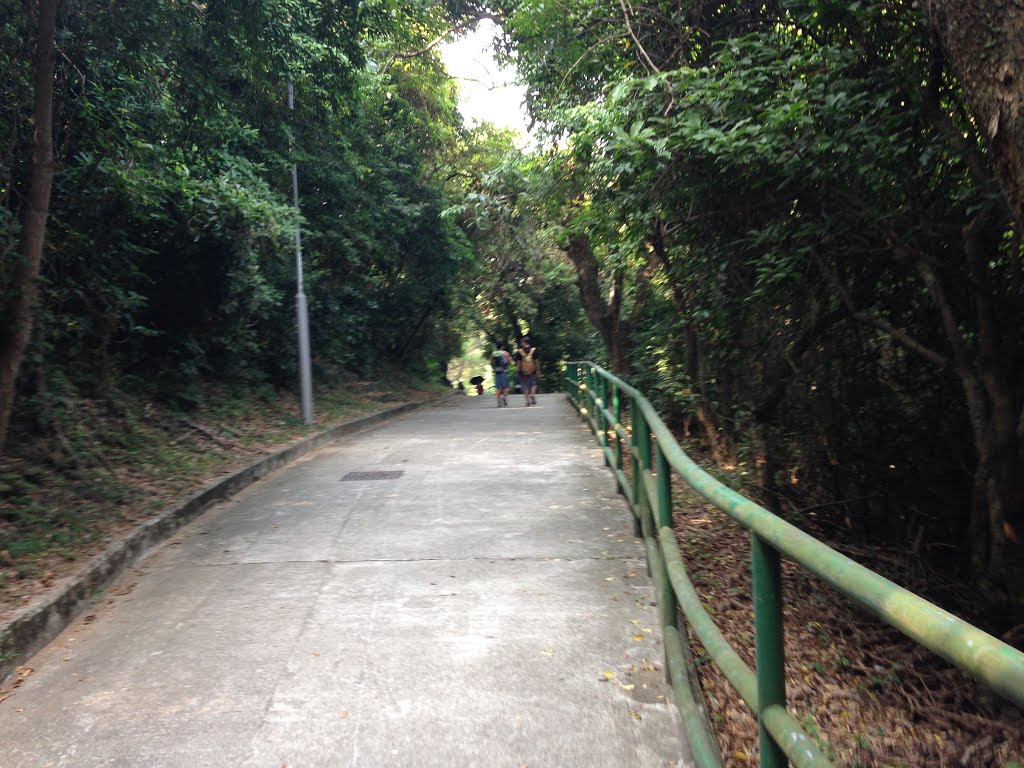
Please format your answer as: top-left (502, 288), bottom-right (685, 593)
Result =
top-left (1, 393), bottom-right (691, 767)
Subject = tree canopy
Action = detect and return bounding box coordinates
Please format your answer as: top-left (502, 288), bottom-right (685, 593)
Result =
top-left (3, 0), bottom-right (1024, 615)
top-left (2, 0), bottom-right (487, 421)
top-left (484, 0), bottom-right (1024, 614)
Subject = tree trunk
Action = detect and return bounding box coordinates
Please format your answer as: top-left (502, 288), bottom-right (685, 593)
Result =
top-left (0, 0), bottom-right (58, 453)
top-left (917, 248), bottom-right (1024, 607)
top-left (962, 214), bottom-right (1024, 589)
top-left (395, 290), bottom-right (449, 363)
top-left (564, 233), bottom-right (633, 374)
top-left (683, 324), bottom-right (736, 467)
top-left (648, 222), bottom-right (736, 464)
top-left (741, 305), bottom-right (838, 512)
top-left (921, 1), bottom-right (1024, 232)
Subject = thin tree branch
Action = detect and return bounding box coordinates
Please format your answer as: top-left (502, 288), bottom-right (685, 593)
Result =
top-left (813, 253), bottom-right (950, 368)
top-left (618, 0), bottom-right (660, 74)
top-left (383, 12), bottom-right (503, 74)
top-left (558, 33), bottom-right (628, 92)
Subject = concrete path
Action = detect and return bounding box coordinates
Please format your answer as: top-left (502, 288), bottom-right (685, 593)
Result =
top-left (0, 394), bottom-right (690, 767)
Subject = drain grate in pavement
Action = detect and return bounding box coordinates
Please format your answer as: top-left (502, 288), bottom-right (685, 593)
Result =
top-left (341, 470), bottom-right (404, 481)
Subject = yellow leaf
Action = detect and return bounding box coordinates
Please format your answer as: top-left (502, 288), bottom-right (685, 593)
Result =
top-left (633, 634), bottom-right (645, 642)
top-left (603, 671), bottom-right (616, 679)
top-left (620, 683), bottom-right (636, 691)
top-left (631, 710), bottom-right (642, 720)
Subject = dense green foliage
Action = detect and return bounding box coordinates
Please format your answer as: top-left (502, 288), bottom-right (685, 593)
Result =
top-left (2, 1), bottom-right (481, 429)
top-left (4, 0), bottom-right (1023, 615)
top-left (485, 0), bottom-right (1024, 613)
top-left (445, 131), bottom-right (599, 364)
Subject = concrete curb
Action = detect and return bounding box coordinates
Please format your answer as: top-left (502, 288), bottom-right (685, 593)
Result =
top-left (0, 393), bottom-right (453, 682)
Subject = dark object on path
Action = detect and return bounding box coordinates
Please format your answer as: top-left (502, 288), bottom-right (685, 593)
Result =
top-left (469, 375), bottom-right (485, 386)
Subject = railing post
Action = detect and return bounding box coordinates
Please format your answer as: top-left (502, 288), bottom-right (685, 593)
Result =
top-left (632, 408), bottom-right (648, 538)
top-left (656, 443), bottom-right (679, 679)
top-left (585, 366), bottom-right (595, 430)
top-left (655, 444), bottom-right (673, 530)
top-left (637, 410), bottom-right (651, 471)
top-left (613, 383), bottom-right (623, 474)
top-left (582, 366), bottom-right (592, 433)
top-left (752, 534), bottom-right (787, 768)
top-left (599, 375), bottom-right (609, 462)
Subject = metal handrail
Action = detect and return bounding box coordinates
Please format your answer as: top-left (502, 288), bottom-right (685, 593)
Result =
top-left (565, 361), bottom-right (1024, 768)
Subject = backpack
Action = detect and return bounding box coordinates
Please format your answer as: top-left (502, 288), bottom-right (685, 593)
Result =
top-left (492, 351), bottom-right (509, 372)
top-left (519, 347), bottom-right (537, 375)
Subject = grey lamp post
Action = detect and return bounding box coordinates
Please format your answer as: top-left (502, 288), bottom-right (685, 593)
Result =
top-left (288, 77), bottom-right (314, 424)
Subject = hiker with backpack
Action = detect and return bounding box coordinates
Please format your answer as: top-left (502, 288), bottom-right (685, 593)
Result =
top-left (515, 336), bottom-right (540, 406)
top-left (491, 341), bottom-right (513, 407)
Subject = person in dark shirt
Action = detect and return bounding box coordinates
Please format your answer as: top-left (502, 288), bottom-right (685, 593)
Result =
top-left (491, 342), bottom-right (513, 407)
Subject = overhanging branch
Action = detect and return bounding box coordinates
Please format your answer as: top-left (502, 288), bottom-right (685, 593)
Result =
top-left (383, 12), bottom-right (504, 74)
top-left (813, 252), bottom-right (950, 368)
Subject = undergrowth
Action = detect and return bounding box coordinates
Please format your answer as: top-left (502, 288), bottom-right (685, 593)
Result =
top-left (611, 417), bottom-right (1023, 766)
top-left (669, 480), bottom-right (1024, 768)
top-left (0, 372), bottom-right (443, 614)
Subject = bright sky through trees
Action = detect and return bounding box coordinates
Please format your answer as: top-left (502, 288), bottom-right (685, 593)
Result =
top-left (440, 20), bottom-right (530, 141)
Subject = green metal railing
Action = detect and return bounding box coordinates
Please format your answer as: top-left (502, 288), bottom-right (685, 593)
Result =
top-left (564, 361), bottom-right (1024, 768)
